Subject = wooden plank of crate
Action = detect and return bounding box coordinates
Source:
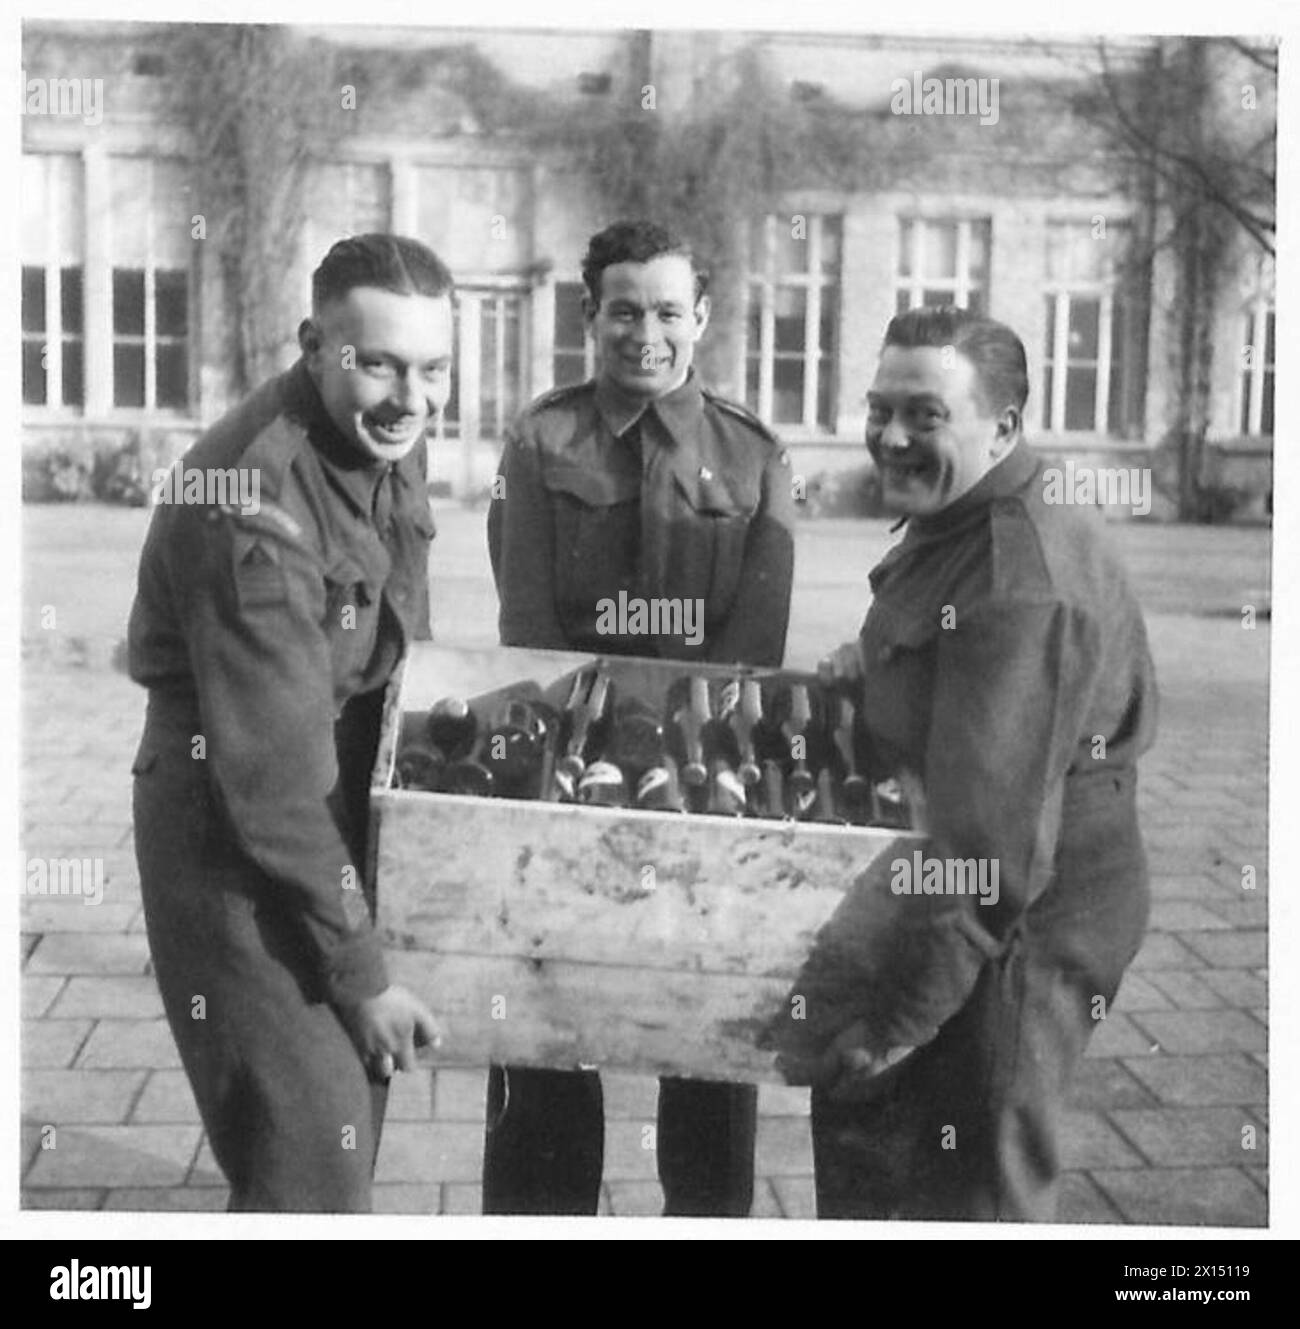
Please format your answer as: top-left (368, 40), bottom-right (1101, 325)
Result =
top-left (387, 950), bottom-right (797, 1084)
top-left (375, 791), bottom-right (907, 975)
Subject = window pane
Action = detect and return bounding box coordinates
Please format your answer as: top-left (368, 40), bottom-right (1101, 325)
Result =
top-left (897, 219), bottom-right (913, 279)
top-left (819, 287), bottom-right (837, 357)
top-left (22, 267), bottom-right (46, 333)
top-left (114, 344), bottom-right (146, 407)
top-left (1043, 295), bottom-right (1056, 359)
top-left (156, 343), bottom-right (188, 409)
top-left (111, 157), bottom-right (152, 267)
top-left (1261, 372), bottom-right (1274, 435)
top-left (1067, 299), bottom-right (1100, 362)
top-left (776, 221), bottom-right (809, 275)
top-left (817, 354), bottom-right (834, 428)
top-left (62, 340), bottom-right (84, 407)
top-left (61, 267), bottom-right (83, 334)
top-left (1108, 297), bottom-right (1133, 437)
top-left (895, 289), bottom-right (911, 315)
top-left (746, 284), bottom-right (764, 351)
top-left (554, 281), bottom-right (586, 350)
top-left (1064, 367), bottom-right (1097, 431)
top-left (965, 290), bottom-right (985, 317)
top-left (1240, 373), bottom-right (1252, 434)
top-left (967, 220), bottom-right (991, 278)
top-left (922, 289), bottom-right (952, 309)
top-left (114, 269), bottom-right (146, 336)
top-left (921, 222), bottom-right (957, 279)
top-left (772, 358), bottom-right (804, 425)
top-left (744, 355), bottom-right (761, 414)
top-left (23, 341), bottom-right (47, 405)
top-left (1043, 367), bottom-right (1054, 431)
top-left (1265, 312), bottom-right (1275, 366)
top-left (773, 287), bottom-right (806, 353)
top-left (819, 215), bottom-right (842, 273)
top-left (155, 269), bottom-right (188, 338)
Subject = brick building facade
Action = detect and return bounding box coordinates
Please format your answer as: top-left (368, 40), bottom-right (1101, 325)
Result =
top-left (21, 22), bottom-right (1275, 517)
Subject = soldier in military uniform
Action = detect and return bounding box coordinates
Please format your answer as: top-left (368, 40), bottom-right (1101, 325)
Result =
top-left (485, 220), bottom-right (796, 1215)
top-left (811, 307), bottom-right (1156, 1220)
top-left (128, 234), bottom-right (451, 1211)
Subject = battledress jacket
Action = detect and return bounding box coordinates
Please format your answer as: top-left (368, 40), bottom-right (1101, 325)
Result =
top-left (127, 359), bottom-right (434, 1006)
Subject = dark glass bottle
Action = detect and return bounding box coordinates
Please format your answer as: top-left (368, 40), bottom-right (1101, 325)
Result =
top-left (394, 740), bottom-right (446, 792)
top-left (426, 697), bottom-right (476, 761)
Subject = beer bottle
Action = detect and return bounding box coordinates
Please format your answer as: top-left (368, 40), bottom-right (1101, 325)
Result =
top-left (394, 740), bottom-right (445, 792)
top-left (426, 697), bottom-right (477, 760)
top-left (634, 754), bottom-right (686, 812)
top-left (833, 696), bottom-right (874, 825)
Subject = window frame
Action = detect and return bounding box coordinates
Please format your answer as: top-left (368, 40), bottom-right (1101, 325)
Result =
top-left (895, 216), bottom-right (991, 316)
top-left (21, 154), bottom-right (85, 413)
top-left (1040, 219), bottom-right (1133, 437)
top-left (1238, 300), bottom-right (1275, 438)
top-left (743, 212), bottom-right (841, 435)
top-left (109, 155), bottom-right (193, 415)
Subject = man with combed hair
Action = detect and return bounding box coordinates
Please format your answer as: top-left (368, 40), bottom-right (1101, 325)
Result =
top-left (486, 218), bottom-right (797, 1216)
top-left (128, 234), bottom-right (452, 1211)
top-left (810, 306), bottom-right (1157, 1220)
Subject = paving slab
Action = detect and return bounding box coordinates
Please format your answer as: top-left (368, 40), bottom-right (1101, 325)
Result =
top-left (23, 1069), bottom-right (146, 1125)
top-left (102, 1188), bottom-right (230, 1212)
top-left (26, 932), bottom-right (151, 975)
top-left (24, 1125), bottom-right (201, 1189)
top-left (49, 976), bottom-right (165, 1019)
top-left (23, 1019), bottom-right (94, 1069)
top-left (1130, 1010), bottom-right (1267, 1056)
top-left (1121, 1053), bottom-right (1267, 1107)
top-left (1092, 1167), bottom-right (1266, 1227)
top-left (74, 1019), bottom-right (183, 1069)
top-left (130, 1071), bottom-right (202, 1124)
top-left (1110, 1108), bottom-right (1267, 1167)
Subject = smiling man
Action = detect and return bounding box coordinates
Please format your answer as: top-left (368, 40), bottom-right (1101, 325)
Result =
top-left (485, 219), bottom-right (796, 1216)
top-left (812, 306), bottom-right (1157, 1221)
top-left (128, 234), bottom-right (450, 1211)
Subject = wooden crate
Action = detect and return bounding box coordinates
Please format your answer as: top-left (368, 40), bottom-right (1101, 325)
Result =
top-left (370, 644), bottom-right (923, 1084)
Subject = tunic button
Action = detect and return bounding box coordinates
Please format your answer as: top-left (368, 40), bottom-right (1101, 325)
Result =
top-left (879, 644), bottom-right (895, 662)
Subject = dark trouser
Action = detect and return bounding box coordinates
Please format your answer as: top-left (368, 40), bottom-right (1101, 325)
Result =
top-left (811, 769), bottom-right (1150, 1221)
top-left (482, 1067), bottom-right (758, 1216)
top-left (132, 690), bottom-right (388, 1212)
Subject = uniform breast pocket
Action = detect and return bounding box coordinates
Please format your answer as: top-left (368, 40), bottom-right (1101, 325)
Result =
top-left (542, 462), bottom-right (640, 610)
top-left (322, 556), bottom-right (381, 681)
top-left (663, 472), bottom-right (757, 617)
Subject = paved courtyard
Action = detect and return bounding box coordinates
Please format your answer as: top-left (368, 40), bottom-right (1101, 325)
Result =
top-left (19, 504), bottom-right (1271, 1222)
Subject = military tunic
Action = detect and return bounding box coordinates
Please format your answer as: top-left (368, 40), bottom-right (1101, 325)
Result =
top-left (127, 358), bottom-right (434, 1211)
top-left (483, 369), bottom-right (796, 1215)
top-left (808, 440), bottom-right (1157, 1221)
top-left (488, 370), bottom-right (795, 664)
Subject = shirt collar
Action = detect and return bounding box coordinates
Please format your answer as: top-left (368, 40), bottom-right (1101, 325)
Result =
top-left (593, 368), bottom-right (706, 445)
top-left (282, 358), bottom-right (396, 516)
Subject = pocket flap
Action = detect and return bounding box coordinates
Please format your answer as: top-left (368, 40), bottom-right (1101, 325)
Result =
top-left (542, 461), bottom-right (639, 508)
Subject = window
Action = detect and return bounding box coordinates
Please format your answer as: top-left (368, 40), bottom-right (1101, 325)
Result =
top-left (21, 154), bottom-right (85, 409)
top-left (1041, 221), bottom-right (1141, 436)
top-left (1240, 305), bottom-right (1275, 437)
top-left (744, 214), bottom-right (840, 430)
top-left (443, 287), bottom-right (528, 441)
top-left (553, 281), bottom-right (594, 387)
top-left (110, 157), bottom-right (192, 410)
top-left (896, 217), bottom-right (990, 316)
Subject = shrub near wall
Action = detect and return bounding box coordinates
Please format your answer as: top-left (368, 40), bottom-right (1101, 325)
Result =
top-left (22, 425), bottom-right (200, 505)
